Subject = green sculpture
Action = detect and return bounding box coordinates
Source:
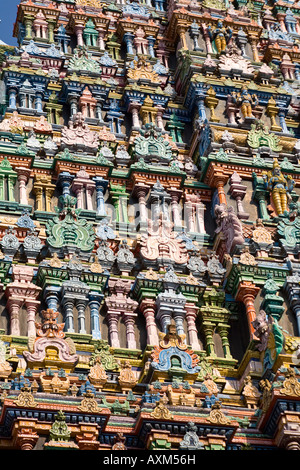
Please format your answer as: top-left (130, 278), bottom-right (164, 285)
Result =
top-left (49, 410), bottom-right (71, 442)
top-left (247, 120), bottom-right (282, 152)
top-left (46, 195), bottom-right (96, 253)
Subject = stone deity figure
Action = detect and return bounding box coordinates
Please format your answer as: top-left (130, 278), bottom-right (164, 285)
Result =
top-left (208, 21), bottom-right (232, 54)
top-left (214, 203), bottom-right (244, 253)
top-left (231, 85), bottom-right (258, 120)
top-left (262, 158), bottom-right (295, 216)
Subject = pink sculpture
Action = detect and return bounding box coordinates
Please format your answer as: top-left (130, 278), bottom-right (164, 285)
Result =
top-left (61, 112), bottom-right (99, 153)
top-left (23, 308), bottom-right (78, 367)
top-left (140, 212), bottom-right (188, 267)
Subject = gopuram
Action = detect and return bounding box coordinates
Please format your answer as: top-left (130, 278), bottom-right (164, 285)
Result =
top-left (0, 0), bottom-right (299, 451)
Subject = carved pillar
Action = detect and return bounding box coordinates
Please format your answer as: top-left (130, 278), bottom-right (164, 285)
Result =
top-left (201, 321), bottom-right (216, 357)
top-left (185, 303), bottom-right (201, 350)
top-left (62, 298), bottom-right (75, 333)
top-left (140, 299), bottom-right (159, 345)
top-left (106, 312), bottom-right (120, 348)
top-left (6, 298), bottom-right (23, 336)
top-left (75, 24), bottom-right (85, 47)
top-left (217, 323), bottom-right (232, 359)
top-left (249, 36), bottom-right (259, 62)
top-left (128, 101), bottom-right (141, 129)
top-left (89, 293), bottom-right (103, 340)
top-left (215, 175), bottom-right (228, 205)
top-left (93, 177), bottom-right (108, 216)
top-left (169, 188), bottom-right (182, 229)
top-left (25, 299), bottom-right (40, 338)
top-left (44, 286), bottom-right (60, 311)
top-left (236, 282), bottom-right (260, 338)
top-left (13, 419), bottom-right (39, 450)
top-left (177, 26), bottom-right (188, 50)
top-left (123, 313), bottom-right (137, 349)
top-left (133, 184), bottom-right (149, 229)
top-left (76, 299), bottom-right (87, 334)
top-left (16, 167), bottom-right (31, 205)
top-left (229, 172), bottom-right (249, 220)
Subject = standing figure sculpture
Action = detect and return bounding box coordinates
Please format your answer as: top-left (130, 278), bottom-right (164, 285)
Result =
top-left (208, 21), bottom-right (232, 54)
top-left (214, 203), bottom-right (244, 253)
top-left (232, 85), bottom-right (258, 120)
top-left (262, 158), bottom-right (295, 217)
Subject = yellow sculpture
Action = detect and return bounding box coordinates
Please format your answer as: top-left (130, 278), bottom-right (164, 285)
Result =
top-left (208, 21), bottom-right (232, 54)
top-left (262, 158), bottom-right (295, 216)
top-left (232, 85), bottom-right (258, 119)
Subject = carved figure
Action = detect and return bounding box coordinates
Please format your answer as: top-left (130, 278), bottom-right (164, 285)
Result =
top-left (208, 21), bottom-right (232, 54)
top-left (231, 85), bottom-right (258, 120)
top-left (262, 158), bottom-right (295, 216)
top-left (214, 203), bottom-right (244, 252)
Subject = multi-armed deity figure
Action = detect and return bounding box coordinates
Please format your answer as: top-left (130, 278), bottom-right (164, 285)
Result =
top-left (208, 21), bottom-right (232, 54)
top-left (262, 158), bottom-right (295, 217)
top-left (231, 85), bottom-right (259, 121)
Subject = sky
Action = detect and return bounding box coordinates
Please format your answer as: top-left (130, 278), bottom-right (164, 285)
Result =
top-left (0, 1), bottom-right (19, 46)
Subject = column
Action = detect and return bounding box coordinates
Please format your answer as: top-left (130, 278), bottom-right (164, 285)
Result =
top-left (44, 286), bottom-right (60, 312)
top-left (124, 32), bottom-right (134, 54)
top-left (69, 95), bottom-right (78, 116)
top-left (169, 189), bottom-right (182, 229)
top-left (7, 174), bottom-right (17, 203)
top-left (123, 314), bottom-right (137, 349)
top-left (75, 24), bottom-right (84, 47)
top-left (134, 184), bottom-right (149, 229)
top-left (35, 91), bottom-right (43, 113)
top-left (16, 167), bottom-right (31, 205)
top-left (86, 183), bottom-right (95, 211)
top-left (76, 299), bottom-right (87, 334)
top-left (236, 281), bottom-right (260, 338)
top-left (278, 109), bottom-right (289, 134)
top-left (253, 190), bottom-right (270, 220)
top-left (107, 312), bottom-right (120, 348)
top-left (215, 176), bottom-right (228, 205)
top-left (202, 321), bottom-right (216, 357)
top-left (140, 299), bottom-right (159, 345)
top-left (156, 106), bottom-right (165, 131)
top-left (202, 24), bottom-right (213, 54)
top-left (217, 324), bottom-right (233, 359)
top-left (195, 94), bottom-right (207, 122)
top-left (147, 36), bottom-right (156, 58)
top-left (24, 16), bottom-right (33, 40)
top-left (128, 102), bottom-right (141, 129)
top-left (73, 184), bottom-right (84, 210)
top-left (8, 88), bottom-right (17, 109)
top-left (195, 202), bottom-right (206, 233)
top-left (93, 177), bottom-right (108, 216)
top-left (185, 202), bottom-right (196, 233)
top-left (173, 310), bottom-right (186, 337)
top-left (48, 20), bottom-right (56, 43)
top-left (25, 299), bottom-right (39, 338)
top-left (97, 29), bottom-right (106, 50)
top-left (250, 37), bottom-right (259, 62)
top-left (45, 187), bottom-right (54, 212)
top-left (185, 303), bottom-right (201, 350)
top-left (14, 419), bottom-right (39, 451)
top-left (6, 298), bottom-right (23, 336)
top-left (177, 26), bottom-right (187, 50)
top-left (58, 172), bottom-right (74, 198)
top-left (63, 298), bottom-right (75, 333)
top-left (89, 293), bottom-right (102, 340)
